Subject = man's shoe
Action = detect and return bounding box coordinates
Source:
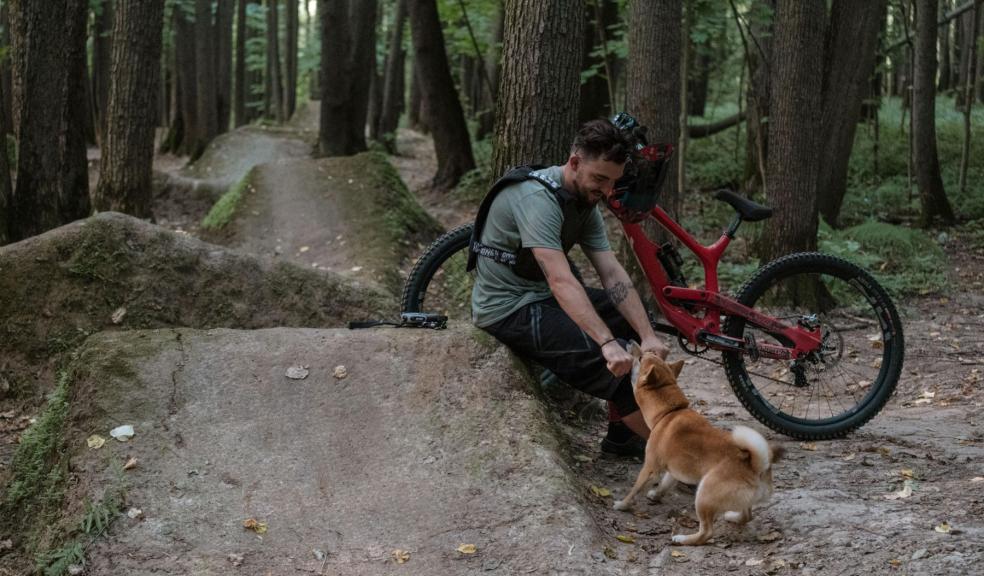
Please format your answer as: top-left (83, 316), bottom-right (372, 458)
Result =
top-left (600, 422), bottom-right (646, 457)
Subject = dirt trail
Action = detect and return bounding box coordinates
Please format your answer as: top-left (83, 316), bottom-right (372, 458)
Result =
top-left (62, 327), bottom-right (619, 576)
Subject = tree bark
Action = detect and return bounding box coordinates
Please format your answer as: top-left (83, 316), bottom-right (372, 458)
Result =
top-left (284, 0), bottom-right (298, 120)
top-left (687, 47), bottom-right (711, 117)
top-left (235, 0), bottom-right (248, 127)
top-left (378, 0), bottom-right (408, 149)
top-left (346, 0), bottom-right (378, 148)
top-left (7, 0), bottom-right (91, 241)
top-left (0, 78), bottom-right (11, 245)
top-left (978, 6), bottom-right (984, 103)
top-left (492, 0), bottom-right (582, 179)
top-left (760, 0), bottom-right (826, 261)
top-left (0, 3), bottom-right (12, 137)
top-left (215, 0), bottom-right (234, 132)
top-left (940, 0), bottom-right (953, 92)
top-left (958, 1), bottom-right (978, 195)
top-left (627, 0), bottom-right (681, 218)
top-left (408, 56), bottom-right (426, 132)
top-left (265, 0), bottom-right (283, 122)
top-left (93, 0), bottom-right (165, 218)
top-left (913, 0), bottom-right (956, 226)
top-left (193, 0), bottom-right (218, 157)
top-left (476, 4), bottom-right (504, 139)
top-left (174, 6), bottom-right (198, 155)
top-left (742, 0), bottom-right (774, 196)
top-left (93, 0), bottom-right (114, 145)
top-left (817, 0), bottom-right (887, 228)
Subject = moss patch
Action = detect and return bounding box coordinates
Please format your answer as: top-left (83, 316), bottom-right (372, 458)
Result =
top-left (201, 169), bottom-right (254, 230)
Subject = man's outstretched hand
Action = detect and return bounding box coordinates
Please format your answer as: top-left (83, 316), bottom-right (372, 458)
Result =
top-left (640, 335), bottom-right (670, 359)
top-left (602, 340), bottom-right (633, 377)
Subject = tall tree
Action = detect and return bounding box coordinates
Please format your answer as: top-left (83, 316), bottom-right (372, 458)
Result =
top-left (0, 3), bottom-right (12, 137)
top-left (318, 0), bottom-right (377, 155)
top-left (817, 0), bottom-right (887, 227)
top-left (913, 0), bottom-right (955, 226)
top-left (741, 0), bottom-right (774, 196)
top-left (940, 0), bottom-right (953, 92)
top-left (492, 0), bottom-right (582, 178)
top-left (378, 0), bottom-right (409, 150)
top-left (171, 5), bottom-right (199, 155)
top-left (7, 0), bottom-right (90, 241)
top-left (193, 0), bottom-right (219, 156)
top-left (216, 0), bottom-right (235, 132)
top-left (760, 0), bottom-right (826, 261)
top-left (580, 0), bottom-right (618, 123)
top-left (234, 0), bottom-right (249, 127)
top-left (284, 0), bottom-right (299, 120)
top-left (407, 58), bottom-right (426, 132)
top-left (476, 3), bottom-right (504, 139)
top-left (266, 0), bottom-right (283, 122)
top-left (93, 0), bottom-right (165, 218)
top-left (92, 0), bottom-right (114, 145)
top-left (627, 0), bottom-right (681, 218)
top-left (0, 79), bottom-right (10, 245)
top-left (409, 0), bottom-right (473, 188)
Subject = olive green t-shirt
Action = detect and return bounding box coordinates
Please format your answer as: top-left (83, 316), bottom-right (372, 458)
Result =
top-left (471, 165), bottom-right (612, 328)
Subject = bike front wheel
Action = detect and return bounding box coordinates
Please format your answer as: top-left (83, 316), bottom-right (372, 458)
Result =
top-left (401, 223), bottom-right (475, 321)
top-left (722, 252), bottom-right (905, 439)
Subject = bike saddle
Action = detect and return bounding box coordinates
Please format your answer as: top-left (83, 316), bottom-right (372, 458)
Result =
top-left (714, 190), bottom-right (773, 221)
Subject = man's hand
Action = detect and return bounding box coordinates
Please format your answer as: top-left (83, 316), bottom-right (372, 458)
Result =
top-left (640, 335), bottom-right (670, 359)
top-left (602, 340), bottom-right (633, 377)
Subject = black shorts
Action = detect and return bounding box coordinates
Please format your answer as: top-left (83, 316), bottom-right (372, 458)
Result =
top-left (481, 287), bottom-right (640, 416)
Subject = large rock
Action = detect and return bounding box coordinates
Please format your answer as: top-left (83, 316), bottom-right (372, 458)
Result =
top-left (38, 327), bottom-right (615, 575)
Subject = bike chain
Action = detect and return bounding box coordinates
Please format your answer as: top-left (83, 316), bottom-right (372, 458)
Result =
top-left (676, 337), bottom-right (803, 388)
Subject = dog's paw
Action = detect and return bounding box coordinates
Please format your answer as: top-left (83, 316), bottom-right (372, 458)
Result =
top-left (671, 534), bottom-right (690, 545)
top-left (613, 500), bottom-right (630, 511)
top-left (723, 511), bottom-right (743, 523)
top-left (646, 488), bottom-right (662, 501)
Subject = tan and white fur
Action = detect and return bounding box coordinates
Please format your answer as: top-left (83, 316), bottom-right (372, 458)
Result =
top-left (613, 342), bottom-right (783, 545)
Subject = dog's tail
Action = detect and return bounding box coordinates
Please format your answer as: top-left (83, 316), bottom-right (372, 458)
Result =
top-left (732, 426), bottom-right (772, 474)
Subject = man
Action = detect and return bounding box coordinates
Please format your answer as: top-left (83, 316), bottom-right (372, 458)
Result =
top-left (470, 118), bottom-right (670, 455)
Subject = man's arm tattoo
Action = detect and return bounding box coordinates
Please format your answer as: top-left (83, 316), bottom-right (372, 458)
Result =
top-left (606, 281), bottom-right (631, 306)
top-left (535, 257), bottom-right (551, 280)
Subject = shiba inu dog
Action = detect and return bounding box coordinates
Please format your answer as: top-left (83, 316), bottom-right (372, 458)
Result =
top-left (613, 342), bottom-right (783, 545)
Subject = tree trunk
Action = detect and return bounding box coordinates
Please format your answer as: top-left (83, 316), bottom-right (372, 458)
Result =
top-left (192, 0), bottom-right (218, 157)
top-left (978, 6), bottom-right (984, 103)
top-left (687, 47), bottom-right (711, 117)
top-left (408, 56), bottom-right (426, 132)
top-left (817, 0), bottom-right (887, 228)
top-left (93, 0), bottom-right (114, 145)
top-left (318, 0), bottom-right (377, 155)
top-left (913, 0), bottom-right (956, 226)
top-left (215, 0), bottom-right (234, 133)
top-left (93, 0), bottom-right (165, 218)
top-left (266, 0), bottom-right (283, 122)
top-left (0, 78), bottom-right (11, 245)
top-left (409, 0), bottom-right (474, 188)
top-left (79, 59), bottom-right (97, 146)
top-left (284, 0), bottom-right (298, 120)
top-left (940, 0), bottom-right (953, 92)
top-left (492, 0), bottom-right (582, 179)
top-left (958, 1), bottom-right (978, 195)
top-left (0, 3), bottom-right (12, 137)
top-left (476, 4), bottom-right (504, 139)
top-left (760, 0), bottom-right (826, 262)
top-left (174, 7), bottom-right (198, 155)
top-left (235, 0), bottom-right (248, 127)
top-left (378, 0), bottom-right (408, 149)
top-left (7, 0), bottom-right (90, 241)
top-left (743, 0), bottom-right (774, 196)
top-left (368, 10), bottom-right (384, 141)
top-left (627, 0), bottom-right (681, 218)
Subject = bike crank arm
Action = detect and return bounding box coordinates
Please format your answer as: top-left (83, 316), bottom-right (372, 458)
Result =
top-left (696, 332), bottom-right (795, 360)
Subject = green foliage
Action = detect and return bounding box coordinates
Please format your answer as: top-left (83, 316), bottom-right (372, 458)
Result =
top-left (36, 542), bottom-right (85, 576)
top-left (437, 0), bottom-right (501, 58)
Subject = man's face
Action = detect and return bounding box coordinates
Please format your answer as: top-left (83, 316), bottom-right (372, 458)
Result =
top-left (569, 154), bottom-right (626, 206)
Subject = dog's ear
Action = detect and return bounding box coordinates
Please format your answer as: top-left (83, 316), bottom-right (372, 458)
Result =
top-left (628, 340), bottom-right (642, 360)
top-left (669, 359), bottom-right (685, 378)
top-left (770, 444), bottom-right (785, 463)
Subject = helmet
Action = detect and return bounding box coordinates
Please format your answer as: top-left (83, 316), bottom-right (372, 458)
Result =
top-left (606, 112), bottom-right (674, 223)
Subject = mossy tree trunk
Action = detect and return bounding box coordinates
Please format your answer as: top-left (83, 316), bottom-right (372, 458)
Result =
top-left (492, 0), bottom-right (582, 178)
top-left (913, 0), bottom-right (956, 226)
top-left (93, 0), bottom-right (166, 218)
top-left (7, 0), bottom-right (90, 242)
top-left (409, 0), bottom-right (473, 189)
top-left (760, 0), bottom-right (826, 262)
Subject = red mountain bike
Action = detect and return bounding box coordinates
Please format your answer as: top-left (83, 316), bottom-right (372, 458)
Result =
top-left (401, 187), bottom-right (905, 441)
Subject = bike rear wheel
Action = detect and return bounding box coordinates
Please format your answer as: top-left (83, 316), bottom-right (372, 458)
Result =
top-left (401, 223), bottom-right (474, 321)
top-left (722, 252), bottom-right (905, 439)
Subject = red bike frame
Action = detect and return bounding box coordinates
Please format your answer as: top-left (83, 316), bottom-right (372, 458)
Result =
top-left (621, 206), bottom-right (823, 361)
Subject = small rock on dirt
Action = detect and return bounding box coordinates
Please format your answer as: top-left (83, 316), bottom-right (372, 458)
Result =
top-left (285, 365), bottom-right (309, 380)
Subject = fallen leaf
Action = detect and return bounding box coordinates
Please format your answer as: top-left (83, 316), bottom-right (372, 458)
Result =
top-left (671, 550), bottom-right (687, 559)
top-left (971, 477), bottom-right (984, 483)
top-left (392, 549), bottom-right (411, 564)
top-left (123, 457), bottom-right (138, 470)
top-left (757, 530), bottom-right (782, 542)
top-left (615, 534), bottom-right (635, 544)
top-left (456, 544), bottom-right (476, 554)
top-left (333, 365), bottom-right (348, 380)
top-left (111, 306), bottom-right (127, 324)
top-left (900, 468), bottom-right (914, 479)
top-left (573, 454), bottom-right (592, 463)
top-left (799, 442), bottom-right (818, 451)
top-left (227, 553), bottom-right (244, 566)
top-left (87, 435), bottom-right (106, 449)
top-left (934, 522), bottom-right (951, 534)
top-left (888, 559), bottom-right (902, 568)
top-left (877, 446), bottom-right (891, 457)
top-left (745, 558), bottom-right (764, 566)
top-left (350, 266), bottom-right (363, 272)
top-left (243, 518), bottom-right (268, 534)
top-left (110, 425), bottom-right (135, 442)
top-left (299, 246), bottom-right (310, 253)
top-left (590, 486), bottom-right (612, 498)
top-left (885, 479), bottom-right (913, 500)
top-left (126, 507), bottom-right (143, 519)
top-left (286, 365), bottom-right (309, 380)
top-left (842, 453), bottom-right (856, 461)
top-left (603, 545), bottom-right (617, 559)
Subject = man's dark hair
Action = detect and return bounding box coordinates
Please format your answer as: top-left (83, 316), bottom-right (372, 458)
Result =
top-left (572, 119), bottom-right (632, 163)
